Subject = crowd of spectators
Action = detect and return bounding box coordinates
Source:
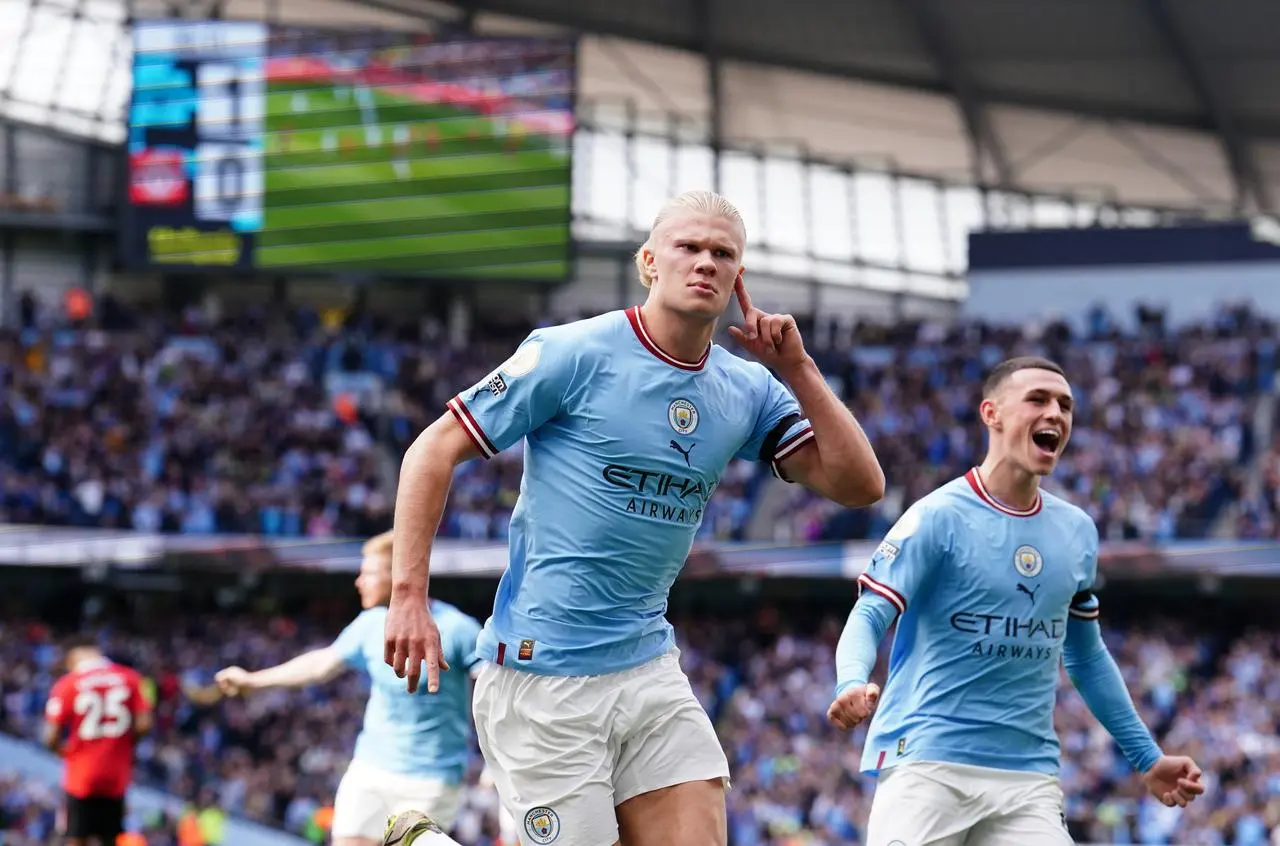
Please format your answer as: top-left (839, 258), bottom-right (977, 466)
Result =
top-left (0, 295), bottom-right (422, 541)
top-left (773, 303), bottom-right (1269, 544)
top-left (0, 772), bottom-right (185, 846)
top-left (1, 294), bottom-right (1271, 549)
top-left (1, 602), bottom-right (1277, 846)
top-left (440, 302), bottom-right (1272, 545)
top-left (0, 770), bottom-right (61, 846)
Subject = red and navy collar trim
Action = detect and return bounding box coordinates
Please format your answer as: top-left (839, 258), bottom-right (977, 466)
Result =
top-left (626, 306), bottom-right (709, 372)
top-left (964, 467), bottom-right (1042, 517)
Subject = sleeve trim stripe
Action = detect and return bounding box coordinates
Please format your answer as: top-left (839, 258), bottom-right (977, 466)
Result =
top-left (1069, 607), bottom-right (1101, 620)
top-left (774, 426), bottom-right (815, 461)
top-left (447, 396), bottom-right (498, 459)
top-left (857, 573), bottom-right (906, 615)
top-left (769, 428), bottom-right (816, 481)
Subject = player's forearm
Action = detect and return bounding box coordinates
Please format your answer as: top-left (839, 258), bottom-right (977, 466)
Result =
top-left (1064, 621), bottom-right (1163, 773)
top-left (834, 596), bottom-right (896, 694)
top-left (250, 649), bottom-right (341, 689)
top-left (390, 429), bottom-right (457, 599)
top-left (778, 355), bottom-right (885, 506)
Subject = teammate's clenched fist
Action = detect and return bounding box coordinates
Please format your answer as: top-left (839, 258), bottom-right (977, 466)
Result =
top-left (827, 682), bottom-right (881, 731)
top-left (214, 666), bottom-right (254, 697)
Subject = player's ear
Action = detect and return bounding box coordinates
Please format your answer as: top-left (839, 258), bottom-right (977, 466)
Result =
top-left (979, 397), bottom-right (1000, 429)
top-left (643, 244), bottom-right (657, 272)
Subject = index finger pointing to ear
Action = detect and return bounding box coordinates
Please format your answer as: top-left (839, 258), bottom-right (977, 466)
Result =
top-left (734, 277), bottom-right (753, 316)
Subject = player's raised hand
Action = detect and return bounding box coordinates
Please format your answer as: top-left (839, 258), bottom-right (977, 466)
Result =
top-left (384, 598), bottom-right (449, 694)
top-left (214, 667), bottom-right (253, 698)
top-left (1141, 755), bottom-right (1205, 808)
top-left (727, 278), bottom-right (808, 370)
top-left (826, 682), bottom-right (881, 731)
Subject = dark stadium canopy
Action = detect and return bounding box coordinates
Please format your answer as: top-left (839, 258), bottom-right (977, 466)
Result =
top-left (456, 0), bottom-right (1280, 213)
top-left (2, 0), bottom-right (1278, 214)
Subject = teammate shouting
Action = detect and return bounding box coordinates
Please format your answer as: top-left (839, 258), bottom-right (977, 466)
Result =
top-left (828, 357), bottom-right (1205, 845)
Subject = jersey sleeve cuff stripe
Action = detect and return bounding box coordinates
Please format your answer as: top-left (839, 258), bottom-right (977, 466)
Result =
top-left (1069, 607), bottom-right (1101, 620)
top-left (769, 427), bottom-right (815, 481)
top-left (773, 426), bottom-right (815, 461)
top-left (857, 573), bottom-right (906, 615)
top-left (446, 396), bottom-right (498, 459)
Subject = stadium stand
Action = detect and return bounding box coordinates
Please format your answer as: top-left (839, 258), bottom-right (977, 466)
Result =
top-left (1, 594), bottom-right (1277, 846)
top-left (2, 296), bottom-right (1268, 547)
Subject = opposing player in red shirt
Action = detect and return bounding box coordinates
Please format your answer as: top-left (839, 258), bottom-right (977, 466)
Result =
top-left (43, 639), bottom-right (153, 846)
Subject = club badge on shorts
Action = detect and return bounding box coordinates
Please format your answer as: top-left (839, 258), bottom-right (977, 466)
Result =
top-left (524, 807), bottom-right (560, 844)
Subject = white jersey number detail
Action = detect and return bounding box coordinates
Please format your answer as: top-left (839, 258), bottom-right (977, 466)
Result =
top-left (74, 685), bottom-right (133, 740)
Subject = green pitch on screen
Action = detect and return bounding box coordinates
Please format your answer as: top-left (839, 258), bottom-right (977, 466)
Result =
top-left (260, 81), bottom-right (572, 280)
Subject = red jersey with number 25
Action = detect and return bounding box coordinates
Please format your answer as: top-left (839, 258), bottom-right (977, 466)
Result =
top-left (45, 660), bottom-right (149, 799)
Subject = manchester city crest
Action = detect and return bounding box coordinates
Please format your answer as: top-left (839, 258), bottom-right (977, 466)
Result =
top-left (1013, 544), bottom-right (1044, 578)
top-left (668, 398), bottom-right (699, 435)
top-left (524, 806), bottom-right (561, 844)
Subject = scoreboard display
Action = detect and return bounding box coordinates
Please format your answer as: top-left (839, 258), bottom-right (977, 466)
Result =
top-left (122, 21), bottom-right (575, 281)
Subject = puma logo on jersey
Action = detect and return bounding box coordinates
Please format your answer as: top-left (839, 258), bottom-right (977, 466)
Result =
top-left (668, 440), bottom-right (695, 466)
top-left (1016, 583), bottom-right (1039, 604)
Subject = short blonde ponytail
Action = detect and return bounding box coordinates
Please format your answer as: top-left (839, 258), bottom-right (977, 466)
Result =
top-left (634, 190), bottom-right (746, 288)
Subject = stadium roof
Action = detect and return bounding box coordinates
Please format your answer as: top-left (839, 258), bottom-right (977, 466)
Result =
top-left (462, 0), bottom-right (1280, 215)
top-left (2, 0), bottom-right (1278, 215)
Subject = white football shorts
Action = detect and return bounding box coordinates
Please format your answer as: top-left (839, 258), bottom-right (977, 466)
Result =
top-left (865, 760), bottom-right (1073, 846)
top-left (472, 647), bottom-right (730, 846)
top-left (331, 758), bottom-right (463, 840)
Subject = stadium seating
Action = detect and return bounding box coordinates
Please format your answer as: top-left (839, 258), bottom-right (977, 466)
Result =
top-left (1, 608), bottom-right (1276, 845)
top-left (372, 302), bottom-right (1272, 544)
top-left (0, 770), bottom-right (61, 845)
top-left (0, 771), bottom-right (184, 846)
top-left (0, 299), bottom-right (1266, 546)
top-left (0, 299), bottom-right (529, 540)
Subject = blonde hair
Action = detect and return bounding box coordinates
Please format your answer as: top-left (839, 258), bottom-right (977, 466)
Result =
top-left (633, 190), bottom-right (746, 288)
top-left (362, 530), bottom-right (393, 559)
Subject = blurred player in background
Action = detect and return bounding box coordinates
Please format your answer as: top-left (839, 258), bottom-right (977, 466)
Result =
top-left (43, 638), bottom-right (153, 846)
top-left (828, 356), bottom-right (1205, 846)
top-left (215, 531), bottom-right (484, 846)
top-left (384, 189), bottom-right (885, 846)
top-left (392, 124), bottom-right (413, 179)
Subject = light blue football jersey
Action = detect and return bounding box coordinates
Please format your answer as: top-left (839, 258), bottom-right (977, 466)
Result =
top-left (854, 468), bottom-right (1100, 776)
top-left (331, 599), bottom-right (482, 781)
top-left (448, 307), bottom-right (814, 676)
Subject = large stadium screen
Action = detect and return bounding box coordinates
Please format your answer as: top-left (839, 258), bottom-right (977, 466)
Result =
top-left (122, 21), bottom-right (575, 281)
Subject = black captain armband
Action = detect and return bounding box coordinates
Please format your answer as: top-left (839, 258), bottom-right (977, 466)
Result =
top-left (1069, 589), bottom-right (1101, 621)
top-left (759, 413), bottom-right (802, 463)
